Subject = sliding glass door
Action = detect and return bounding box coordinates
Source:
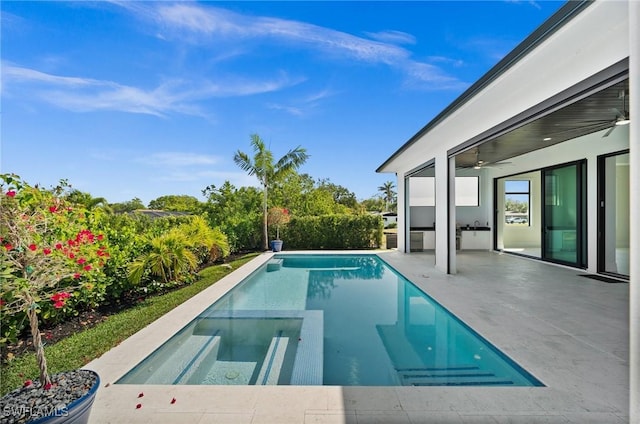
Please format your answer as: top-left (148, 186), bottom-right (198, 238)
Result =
top-left (542, 161), bottom-right (587, 268)
top-left (598, 151), bottom-right (630, 278)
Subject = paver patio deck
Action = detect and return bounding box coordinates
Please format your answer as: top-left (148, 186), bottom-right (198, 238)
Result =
top-left (85, 250), bottom-right (629, 423)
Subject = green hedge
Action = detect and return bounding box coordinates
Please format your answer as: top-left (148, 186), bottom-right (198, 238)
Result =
top-left (280, 214), bottom-right (383, 249)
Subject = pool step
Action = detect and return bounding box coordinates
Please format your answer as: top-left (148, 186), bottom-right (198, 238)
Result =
top-left (266, 258), bottom-right (283, 272)
top-left (173, 331), bottom-right (222, 384)
top-left (397, 366), bottom-right (515, 386)
top-left (256, 331), bottom-right (289, 385)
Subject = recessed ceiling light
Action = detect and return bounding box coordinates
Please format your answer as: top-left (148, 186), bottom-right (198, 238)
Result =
top-left (543, 137), bottom-right (552, 141)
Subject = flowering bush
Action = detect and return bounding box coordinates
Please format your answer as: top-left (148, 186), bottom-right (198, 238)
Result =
top-left (267, 207), bottom-right (290, 240)
top-left (0, 174), bottom-right (109, 387)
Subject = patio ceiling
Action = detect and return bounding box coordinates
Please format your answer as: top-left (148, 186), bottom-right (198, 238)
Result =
top-left (455, 79), bottom-right (630, 169)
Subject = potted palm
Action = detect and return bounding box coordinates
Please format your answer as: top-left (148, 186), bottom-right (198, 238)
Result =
top-left (0, 174), bottom-right (108, 423)
top-left (267, 207), bottom-right (290, 252)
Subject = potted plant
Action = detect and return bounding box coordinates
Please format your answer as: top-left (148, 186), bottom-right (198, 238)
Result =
top-left (267, 207), bottom-right (290, 252)
top-left (0, 174), bottom-right (108, 423)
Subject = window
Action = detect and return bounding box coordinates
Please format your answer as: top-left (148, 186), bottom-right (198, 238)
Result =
top-left (504, 180), bottom-right (530, 225)
top-left (409, 177), bottom-right (479, 206)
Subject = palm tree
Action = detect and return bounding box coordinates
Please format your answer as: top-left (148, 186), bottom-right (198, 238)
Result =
top-left (234, 134), bottom-right (309, 250)
top-left (128, 230), bottom-right (198, 285)
top-left (378, 181), bottom-right (396, 212)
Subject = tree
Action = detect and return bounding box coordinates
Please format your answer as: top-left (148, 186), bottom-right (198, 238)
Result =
top-left (110, 197), bottom-right (145, 213)
top-left (65, 189), bottom-right (112, 213)
top-left (148, 195), bottom-right (202, 213)
top-left (233, 134), bottom-right (309, 250)
top-left (378, 181), bottom-right (396, 212)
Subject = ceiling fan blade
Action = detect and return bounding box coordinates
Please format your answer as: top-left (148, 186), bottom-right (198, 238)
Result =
top-left (602, 125), bottom-right (616, 138)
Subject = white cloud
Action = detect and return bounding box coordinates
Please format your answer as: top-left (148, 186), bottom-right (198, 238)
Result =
top-left (364, 30), bottom-right (416, 45)
top-left (136, 152), bottom-right (221, 167)
top-left (2, 63), bottom-right (301, 116)
top-left (111, 2), bottom-right (465, 89)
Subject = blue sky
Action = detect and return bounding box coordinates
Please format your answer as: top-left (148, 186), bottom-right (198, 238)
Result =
top-left (1, 1), bottom-right (564, 205)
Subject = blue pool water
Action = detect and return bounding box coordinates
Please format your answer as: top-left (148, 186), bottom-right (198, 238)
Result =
top-left (117, 254), bottom-right (543, 387)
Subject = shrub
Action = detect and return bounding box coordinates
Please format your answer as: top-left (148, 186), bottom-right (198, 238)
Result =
top-left (281, 214), bottom-right (382, 249)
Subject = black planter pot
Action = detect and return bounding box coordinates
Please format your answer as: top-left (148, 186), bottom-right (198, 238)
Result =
top-left (0, 369), bottom-right (100, 424)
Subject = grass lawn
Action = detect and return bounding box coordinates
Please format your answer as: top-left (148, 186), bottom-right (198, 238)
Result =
top-left (0, 253), bottom-right (260, 396)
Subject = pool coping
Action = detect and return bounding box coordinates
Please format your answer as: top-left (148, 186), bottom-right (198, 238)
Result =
top-left (85, 250), bottom-right (629, 423)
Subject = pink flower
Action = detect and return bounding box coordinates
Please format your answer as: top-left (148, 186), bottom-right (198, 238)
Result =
top-left (43, 248), bottom-right (52, 255)
top-left (53, 301), bottom-right (65, 308)
top-left (28, 244), bottom-right (37, 251)
top-left (55, 243), bottom-right (63, 250)
top-left (83, 265), bottom-right (92, 271)
top-left (73, 273), bottom-right (81, 279)
top-left (77, 258), bottom-right (87, 265)
top-left (6, 190), bottom-right (16, 197)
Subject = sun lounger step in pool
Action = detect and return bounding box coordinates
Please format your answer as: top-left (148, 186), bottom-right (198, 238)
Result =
top-left (256, 331), bottom-right (289, 385)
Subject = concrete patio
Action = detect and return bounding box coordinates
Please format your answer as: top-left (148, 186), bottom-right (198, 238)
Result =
top-left (85, 250), bottom-right (629, 423)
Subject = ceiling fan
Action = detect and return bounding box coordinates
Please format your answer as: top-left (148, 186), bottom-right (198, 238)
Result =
top-left (602, 89), bottom-right (631, 137)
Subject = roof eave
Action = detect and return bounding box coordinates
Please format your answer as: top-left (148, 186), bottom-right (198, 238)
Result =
top-left (376, 0), bottom-right (593, 174)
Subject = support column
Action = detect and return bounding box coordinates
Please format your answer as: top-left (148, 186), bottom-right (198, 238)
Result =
top-left (628, 0), bottom-right (639, 420)
top-left (435, 152), bottom-right (456, 273)
top-left (448, 156), bottom-right (457, 274)
top-left (397, 175), bottom-right (407, 253)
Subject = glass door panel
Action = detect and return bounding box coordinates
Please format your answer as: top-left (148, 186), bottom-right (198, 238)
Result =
top-left (599, 152), bottom-right (630, 277)
top-left (543, 162), bottom-right (586, 267)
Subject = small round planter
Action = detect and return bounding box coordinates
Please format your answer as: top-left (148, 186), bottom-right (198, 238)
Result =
top-left (270, 240), bottom-right (283, 252)
top-left (0, 369), bottom-right (100, 424)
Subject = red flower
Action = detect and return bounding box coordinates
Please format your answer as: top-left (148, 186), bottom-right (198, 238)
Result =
top-left (23, 380), bottom-right (32, 387)
top-left (68, 253), bottom-right (75, 259)
top-left (53, 301), bottom-right (65, 308)
top-left (83, 265), bottom-right (92, 271)
top-left (28, 244), bottom-right (37, 251)
top-left (0, 299), bottom-right (5, 307)
top-left (4, 243), bottom-right (13, 251)
top-left (97, 234), bottom-right (104, 241)
top-left (77, 258), bottom-right (87, 265)
top-left (43, 248), bottom-right (52, 255)
top-left (55, 243), bottom-right (63, 250)
top-left (49, 206), bottom-right (58, 213)
top-left (6, 190), bottom-right (16, 197)
top-left (44, 383), bottom-right (52, 390)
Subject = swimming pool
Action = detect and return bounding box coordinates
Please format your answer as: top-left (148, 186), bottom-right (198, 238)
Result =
top-left (117, 254), bottom-right (543, 387)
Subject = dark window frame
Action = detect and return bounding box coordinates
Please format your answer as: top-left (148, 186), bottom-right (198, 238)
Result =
top-left (504, 180), bottom-right (531, 226)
